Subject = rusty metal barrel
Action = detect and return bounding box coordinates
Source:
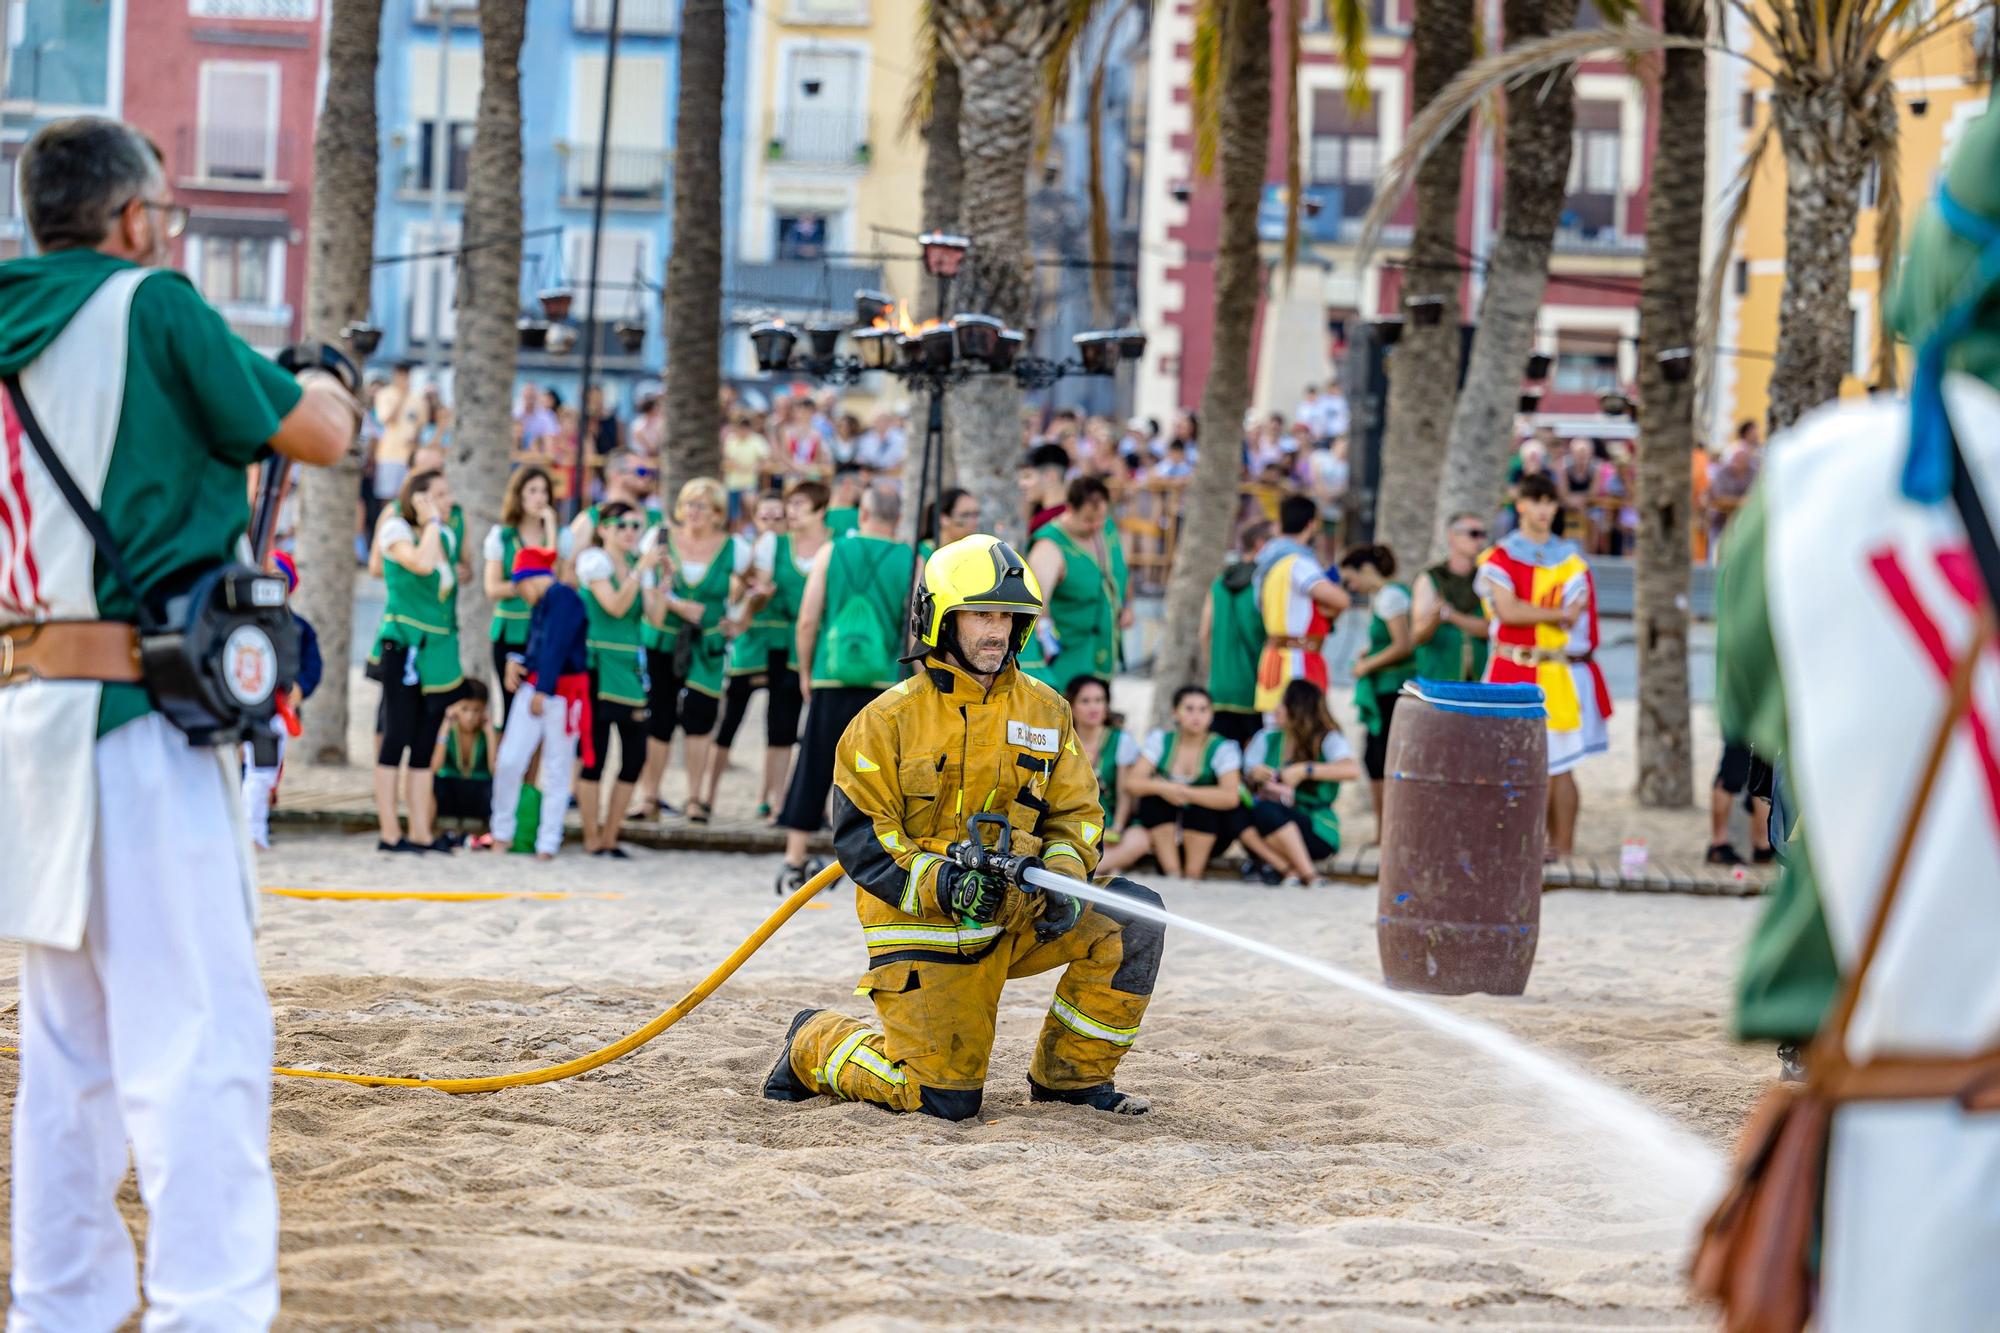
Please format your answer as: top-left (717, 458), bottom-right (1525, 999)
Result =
top-left (1377, 680), bottom-right (1548, 996)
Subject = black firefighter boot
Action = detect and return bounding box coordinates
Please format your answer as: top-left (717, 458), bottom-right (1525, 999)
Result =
top-left (763, 1008), bottom-right (823, 1102)
top-left (1029, 1077), bottom-right (1151, 1116)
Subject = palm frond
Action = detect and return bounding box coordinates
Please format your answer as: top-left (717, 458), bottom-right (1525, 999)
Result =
top-left (1037, 0), bottom-right (1102, 163)
top-left (1869, 101), bottom-right (1904, 390)
top-left (1085, 0), bottom-right (1142, 318)
top-left (1694, 119), bottom-right (1774, 429)
top-left (1190, 0), bottom-right (1225, 178)
top-left (903, 0), bottom-right (941, 139)
top-left (1325, 0), bottom-right (1373, 104)
top-left (1283, 0), bottom-right (1304, 276)
top-left (1352, 24), bottom-right (1721, 267)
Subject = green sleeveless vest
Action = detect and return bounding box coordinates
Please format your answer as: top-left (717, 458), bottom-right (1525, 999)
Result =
top-left (582, 547), bottom-right (649, 706)
top-left (1207, 561), bottom-right (1265, 714)
top-left (1356, 582), bottom-right (1418, 735)
top-left (438, 728), bottom-right (491, 780)
top-left (1157, 731), bottom-right (1224, 787)
top-left (671, 535), bottom-right (736, 698)
top-left (1412, 561), bottom-right (1489, 684)
top-left (373, 521), bottom-right (462, 693)
top-left (1022, 521), bottom-right (1123, 692)
top-left (489, 526), bottom-right (530, 645)
top-left (1091, 725), bottom-right (1128, 813)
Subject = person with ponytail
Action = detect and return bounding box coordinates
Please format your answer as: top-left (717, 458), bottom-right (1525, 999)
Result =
top-left (1237, 679), bottom-right (1360, 886)
top-left (1339, 543), bottom-right (1416, 839)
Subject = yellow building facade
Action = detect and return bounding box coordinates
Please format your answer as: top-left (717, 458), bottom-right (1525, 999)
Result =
top-left (1712, 16), bottom-right (1992, 442)
top-left (729, 0), bottom-right (928, 385)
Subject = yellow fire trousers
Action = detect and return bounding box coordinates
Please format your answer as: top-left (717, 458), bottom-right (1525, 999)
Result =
top-left (789, 877), bottom-right (1164, 1120)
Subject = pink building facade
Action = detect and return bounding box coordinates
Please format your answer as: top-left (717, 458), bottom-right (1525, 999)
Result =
top-left (122, 0), bottom-right (324, 355)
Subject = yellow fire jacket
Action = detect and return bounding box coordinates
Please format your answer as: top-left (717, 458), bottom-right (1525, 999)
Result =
top-left (831, 656), bottom-right (1104, 961)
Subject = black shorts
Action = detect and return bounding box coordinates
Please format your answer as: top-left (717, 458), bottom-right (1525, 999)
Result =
top-left (644, 648), bottom-right (721, 742)
top-left (1210, 709), bottom-right (1263, 748)
top-left (716, 651), bottom-right (804, 749)
top-left (1134, 793), bottom-right (1236, 839)
top-left (491, 640), bottom-right (522, 728)
top-left (1245, 797), bottom-right (1335, 860)
top-left (1362, 690), bottom-right (1401, 783)
top-left (377, 643), bottom-right (453, 769)
top-left (435, 775), bottom-right (493, 824)
top-left (583, 689), bottom-right (649, 783)
top-left (777, 686), bottom-right (879, 834)
top-left (1715, 742), bottom-right (1774, 801)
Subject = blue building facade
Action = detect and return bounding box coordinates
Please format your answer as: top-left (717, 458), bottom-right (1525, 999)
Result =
top-left (367, 0), bottom-right (748, 413)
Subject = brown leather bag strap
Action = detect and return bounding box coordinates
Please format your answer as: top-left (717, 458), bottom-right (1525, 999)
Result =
top-left (1809, 610), bottom-right (1996, 1080)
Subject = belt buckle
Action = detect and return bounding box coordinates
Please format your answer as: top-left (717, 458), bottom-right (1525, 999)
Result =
top-left (0, 632), bottom-right (12, 682)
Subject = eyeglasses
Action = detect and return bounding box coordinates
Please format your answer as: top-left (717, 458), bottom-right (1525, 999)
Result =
top-left (613, 519), bottom-right (646, 532)
top-left (124, 198), bottom-right (189, 239)
top-left (1457, 527), bottom-right (1489, 540)
top-left (632, 466), bottom-right (656, 478)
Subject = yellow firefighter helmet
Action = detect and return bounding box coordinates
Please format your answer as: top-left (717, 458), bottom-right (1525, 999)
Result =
top-left (912, 534), bottom-right (1045, 656)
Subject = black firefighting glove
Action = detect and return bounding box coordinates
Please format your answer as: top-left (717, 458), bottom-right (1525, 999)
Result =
top-left (937, 862), bottom-right (1008, 927)
top-left (1035, 888), bottom-right (1084, 944)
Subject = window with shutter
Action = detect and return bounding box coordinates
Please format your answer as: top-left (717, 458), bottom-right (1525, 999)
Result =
top-left (407, 223), bottom-right (462, 346)
top-left (199, 63), bottom-right (279, 182)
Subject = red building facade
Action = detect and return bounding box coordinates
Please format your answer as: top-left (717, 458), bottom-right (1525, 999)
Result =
top-left (122, 0), bottom-right (324, 355)
top-left (1136, 0), bottom-right (1654, 427)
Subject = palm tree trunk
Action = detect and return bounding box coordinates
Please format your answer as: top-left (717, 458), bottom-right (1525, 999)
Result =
top-left (922, 54), bottom-right (964, 233)
top-left (935, 1), bottom-right (1072, 547)
top-left (1763, 78), bottom-right (1885, 432)
top-left (665, 0), bottom-right (727, 497)
top-left (1375, 0), bottom-right (1475, 564)
top-left (1429, 0), bottom-right (1580, 550)
top-left (450, 0), bottom-right (526, 681)
top-left (293, 0), bottom-right (382, 765)
top-left (1633, 0), bottom-right (1703, 808)
top-left (1152, 0), bottom-right (1270, 726)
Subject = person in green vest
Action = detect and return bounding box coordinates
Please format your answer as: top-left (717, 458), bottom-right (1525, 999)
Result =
top-left (702, 483), bottom-right (826, 820)
top-left (919, 485), bottom-right (984, 562)
top-left (1339, 543), bottom-right (1417, 840)
top-left (1237, 679), bottom-right (1360, 886)
top-left (823, 462), bottom-right (864, 539)
top-left (640, 477), bottom-right (749, 825)
top-left (1020, 476), bottom-right (1129, 693)
top-left (576, 500), bottom-right (660, 856)
top-left (1201, 518), bottom-right (1273, 747)
top-left (1070, 673), bottom-right (1155, 876)
top-left (432, 678), bottom-right (496, 830)
top-left (370, 467), bottom-right (464, 854)
top-left (480, 465), bottom-right (559, 726)
top-left (1410, 511), bottom-right (1491, 684)
top-left (1122, 685), bottom-right (1245, 880)
top-left (775, 483), bottom-right (915, 893)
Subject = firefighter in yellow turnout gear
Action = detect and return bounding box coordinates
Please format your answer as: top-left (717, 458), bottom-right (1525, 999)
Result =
top-left (765, 535), bottom-right (1164, 1119)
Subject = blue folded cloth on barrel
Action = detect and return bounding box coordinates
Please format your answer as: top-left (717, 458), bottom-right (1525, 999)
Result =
top-left (1401, 678), bottom-right (1547, 719)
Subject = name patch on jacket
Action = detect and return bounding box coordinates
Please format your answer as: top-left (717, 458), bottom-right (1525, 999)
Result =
top-left (1007, 720), bottom-right (1059, 754)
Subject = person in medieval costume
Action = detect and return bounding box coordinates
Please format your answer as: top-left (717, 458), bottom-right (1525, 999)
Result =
top-left (1476, 472), bottom-right (1613, 857)
top-left (1714, 102), bottom-right (2000, 1330)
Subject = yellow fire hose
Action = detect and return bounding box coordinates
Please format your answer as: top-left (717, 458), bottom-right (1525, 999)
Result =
top-left (2, 862), bottom-right (844, 1095)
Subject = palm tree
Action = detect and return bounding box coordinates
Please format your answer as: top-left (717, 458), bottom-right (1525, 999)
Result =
top-left (1373, 0), bottom-right (1477, 565)
top-left (1422, 0), bottom-right (1581, 554)
top-left (1149, 0), bottom-right (1279, 724)
top-left (905, 6), bottom-right (965, 528)
top-left (1632, 0), bottom-right (1705, 808)
top-left (293, 0), bottom-right (383, 766)
top-left (931, 0), bottom-right (1081, 545)
top-left (450, 0), bottom-right (526, 680)
top-left (664, 0), bottom-right (726, 497)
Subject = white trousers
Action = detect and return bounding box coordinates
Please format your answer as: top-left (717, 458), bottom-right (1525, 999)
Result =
top-left (490, 688), bottom-right (575, 856)
top-left (10, 713), bottom-right (277, 1332)
top-left (239, 720), bottom-right (288, 849)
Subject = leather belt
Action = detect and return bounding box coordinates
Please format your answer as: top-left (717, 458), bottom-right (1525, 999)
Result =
top-left (0, 621), bottom-right (144, 687)
top-left (1267, 635), bottom-right (1324, 652)
top-left (1497, 645), bottom-right (1596, 669)
top-left (1825, 1052), bottom-right (2000, 1111)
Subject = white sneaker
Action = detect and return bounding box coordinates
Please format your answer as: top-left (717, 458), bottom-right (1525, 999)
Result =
top-left (1278, 875), bottom-right (1306, 888)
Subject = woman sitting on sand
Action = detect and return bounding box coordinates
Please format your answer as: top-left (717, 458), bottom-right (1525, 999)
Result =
top-left (1122, 685), bottom-right (1243, 881)
top-left (1070, 674), bottom-right (1149, 875)
top-left (482, 466), bottom-right (560, 725)
top-left (1236, 679), bottom-right (1359, 887)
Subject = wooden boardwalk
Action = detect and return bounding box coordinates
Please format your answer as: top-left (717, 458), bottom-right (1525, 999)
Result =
top-left (268, 763), bottom-right (1776, 898)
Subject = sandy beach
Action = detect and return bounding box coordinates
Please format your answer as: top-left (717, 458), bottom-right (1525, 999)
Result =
top-left (0, 837), bottom-right (1771, 1329)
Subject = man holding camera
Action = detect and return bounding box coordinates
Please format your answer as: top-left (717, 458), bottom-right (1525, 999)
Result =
top-left (0, 119), bottom-right (355, 1328)
top-left (762, 534), bottom-right (1165, 1121)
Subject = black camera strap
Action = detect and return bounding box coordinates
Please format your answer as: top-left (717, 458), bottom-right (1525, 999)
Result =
top-left (3, 373), bottom-right (165, 634)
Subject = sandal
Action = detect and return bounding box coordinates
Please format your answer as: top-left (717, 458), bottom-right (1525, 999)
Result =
top-left (377, 838), bottom-right (422, 854)
top-left (687, 801), bottom-right (711, 825)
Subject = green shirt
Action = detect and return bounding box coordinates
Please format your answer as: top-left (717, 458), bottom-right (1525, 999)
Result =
top-left (0, 253), bottom-right (304, 737)
top-left (578, 545), bottom-right (649, 706)
top-left (1207, 561), bottom-right (1265, 713)
top-left (825, 506), bottom-right (859, 540)
top-left (810, 533), bottom-right (915, 690)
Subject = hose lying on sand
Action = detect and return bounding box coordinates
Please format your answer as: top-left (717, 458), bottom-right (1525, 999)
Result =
top-left (0, 862), bottom-right (844, 1096)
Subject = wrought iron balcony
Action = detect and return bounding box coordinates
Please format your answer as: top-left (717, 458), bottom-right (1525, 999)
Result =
top-left (562, 143), bottom-right (672, 205)
top-left (765, 108), bottom-right (871, 168)
top-left (218, 302), bottom-right (296, 354)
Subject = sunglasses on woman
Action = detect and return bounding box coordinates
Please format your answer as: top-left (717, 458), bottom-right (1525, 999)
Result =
top-left (613, 519), bottom-right (646, 532)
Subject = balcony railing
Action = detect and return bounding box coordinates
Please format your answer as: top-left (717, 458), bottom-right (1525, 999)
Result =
top-left (175, 125), bottom-right (294, 189)
top-left (765, 108), bottom-right (870, 167)
top-left (573, 0), bottom-right (678, 33)
top-left (398, 129), bottom-right (474, 195)
top-left (1554, 196), bottom-right (1641, 255)
top-left (562, 143), bottom-right (671, 204)
top-left (412, 0), bottom-right (480, 22)
top-left (218, 302), bottom-right (296, 354)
